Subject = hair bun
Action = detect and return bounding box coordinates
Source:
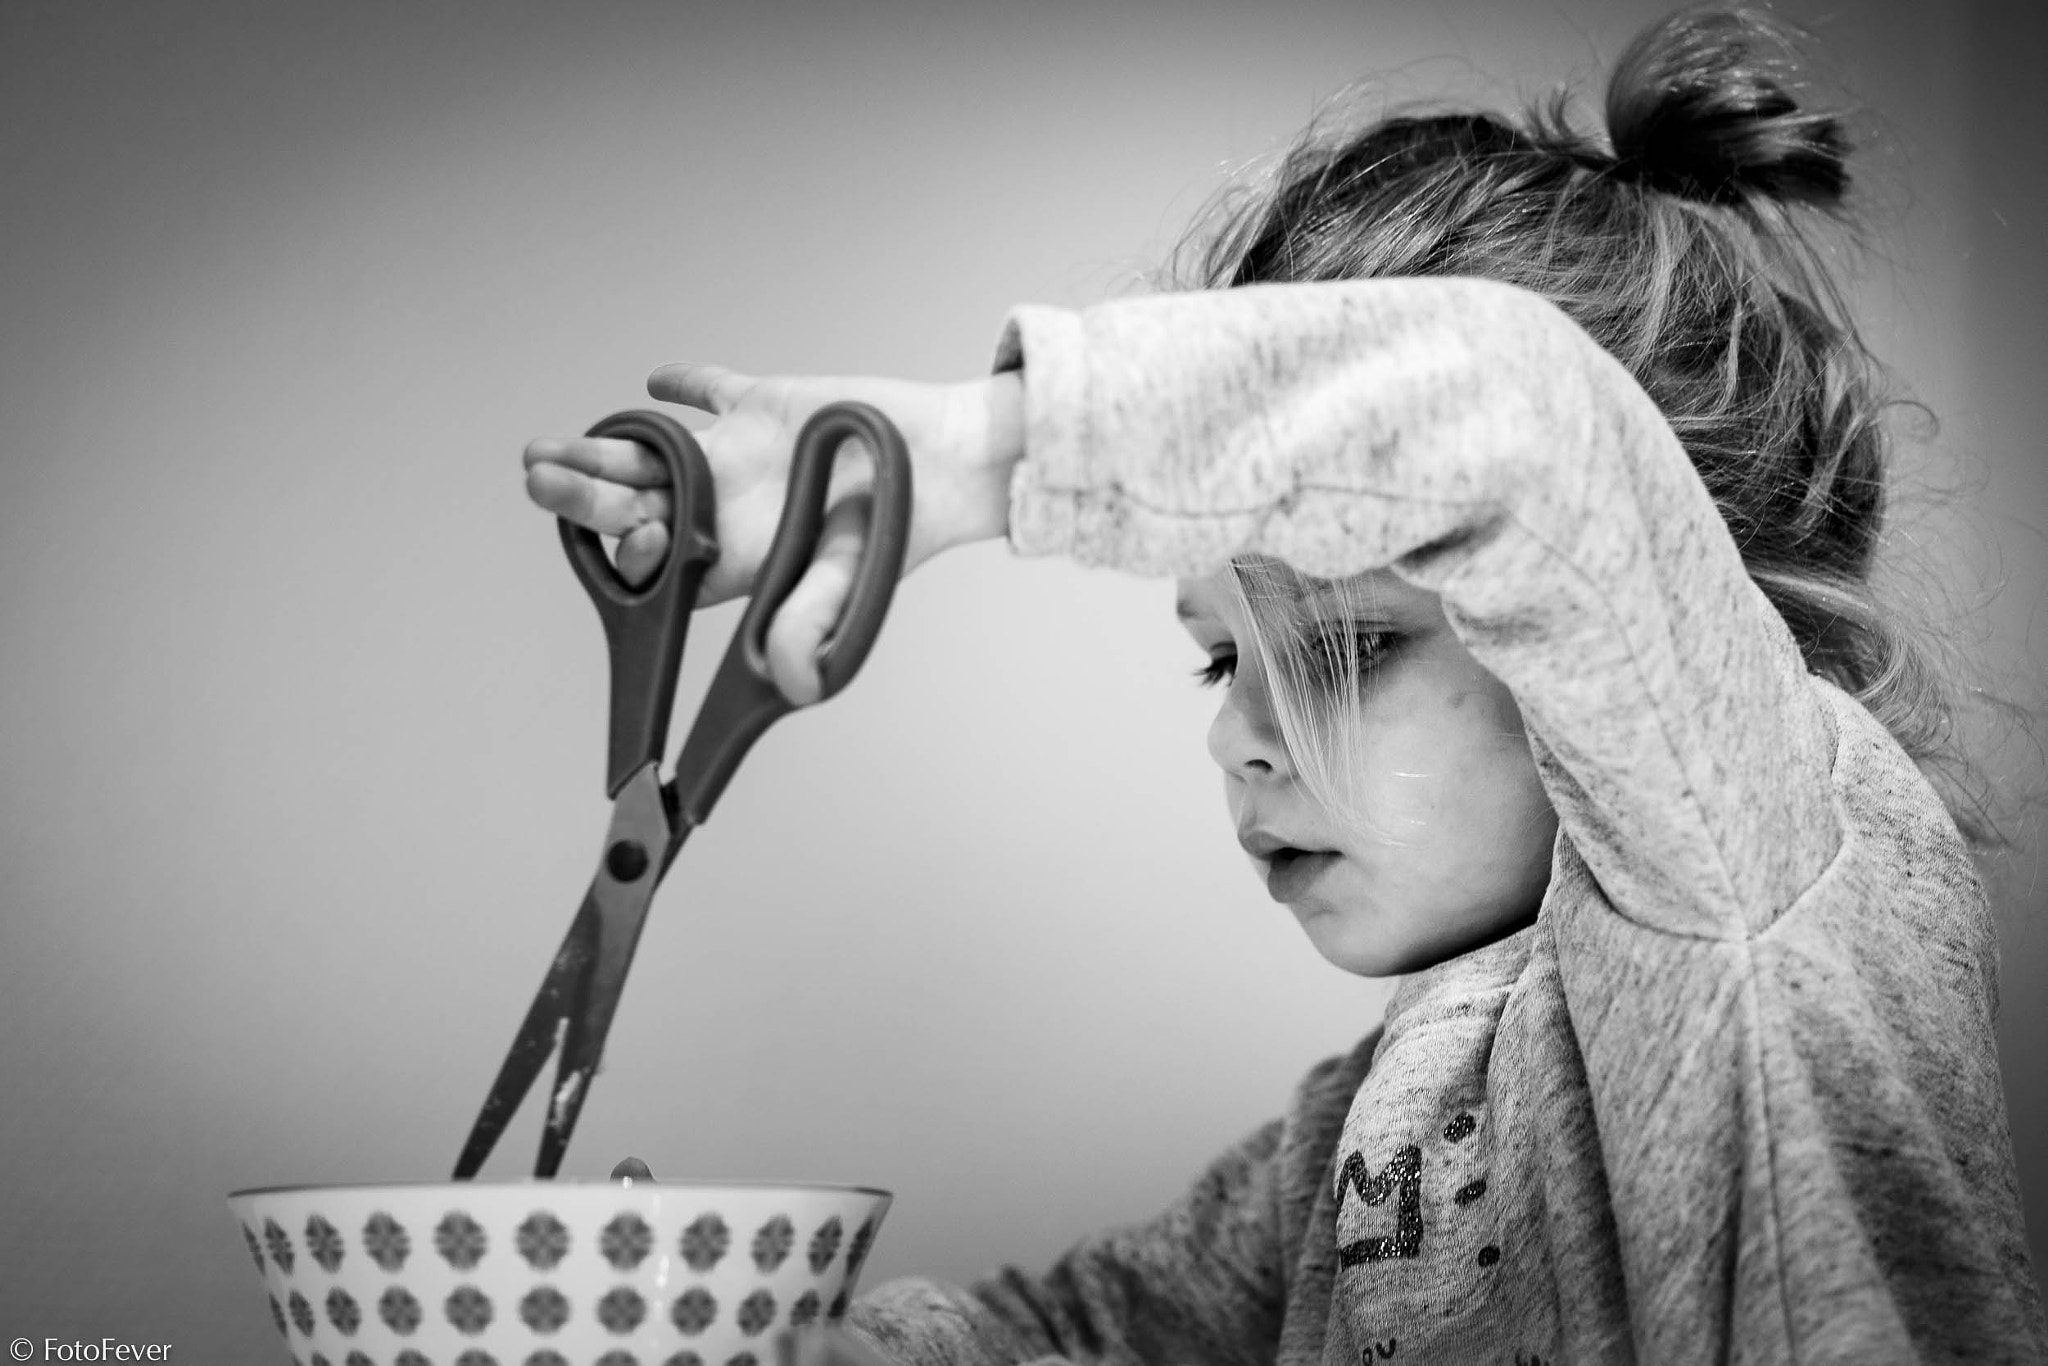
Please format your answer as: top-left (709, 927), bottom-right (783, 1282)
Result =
top-left (1604, 9), bottom-right (1848, 209)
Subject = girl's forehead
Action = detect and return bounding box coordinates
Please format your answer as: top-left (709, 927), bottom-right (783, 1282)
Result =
top-left (1173, 574), bottom-right (1233, 627)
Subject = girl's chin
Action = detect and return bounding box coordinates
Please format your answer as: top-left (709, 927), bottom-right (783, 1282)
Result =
top-left (1293, 906), bottom-right (1411, 978)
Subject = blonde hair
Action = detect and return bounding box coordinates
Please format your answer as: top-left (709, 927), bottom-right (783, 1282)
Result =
top-left (1224, 559), bottom-right (1417, 841)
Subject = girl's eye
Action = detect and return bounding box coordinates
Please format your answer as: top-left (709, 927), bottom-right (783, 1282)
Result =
top-left (1189, 631), bottom-right (1392, 690)
top-left (1303, 628), bottom-right (1396, 682)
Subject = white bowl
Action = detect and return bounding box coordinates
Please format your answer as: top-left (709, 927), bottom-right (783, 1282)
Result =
top-left (227, 1181), bottom-right (891, 1366)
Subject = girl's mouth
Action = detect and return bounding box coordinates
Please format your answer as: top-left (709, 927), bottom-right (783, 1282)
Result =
top-left (1263, 847), bottom-right (1340, 902)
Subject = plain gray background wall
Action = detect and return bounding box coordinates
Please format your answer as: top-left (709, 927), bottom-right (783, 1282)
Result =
top-left (2, 1), bottom-right (2040, 1356)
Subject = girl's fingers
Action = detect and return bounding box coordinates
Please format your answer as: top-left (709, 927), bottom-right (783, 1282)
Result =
top-left (647, 362), bottom-right (756, 414)
top-left (522, 435), bottom-right (670, 487)
top-left (762, 498), bottom-right (873, 707)
top-left (525, 462), bottom-right (674, 537)
top-left (615, 519), bottom-right (671, 586)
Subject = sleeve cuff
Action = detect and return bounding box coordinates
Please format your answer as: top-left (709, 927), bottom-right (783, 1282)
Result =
top-left (991, 304), bottom-right (1096, 561)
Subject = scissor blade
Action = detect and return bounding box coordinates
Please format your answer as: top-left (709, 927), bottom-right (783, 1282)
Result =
top-left (451, 894), bottom-right (600, 1180)
top-left (531, 764), bottom-right (681, 1178)
top-left (534, 841), bottom-right (688, 1176)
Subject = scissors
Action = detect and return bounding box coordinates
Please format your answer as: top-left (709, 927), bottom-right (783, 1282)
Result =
top-left (454, 401), bottom-right (914, 1180)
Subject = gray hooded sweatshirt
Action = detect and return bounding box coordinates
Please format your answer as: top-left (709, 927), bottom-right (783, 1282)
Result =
top-left (845, 277), bottom-right (2047, 1365)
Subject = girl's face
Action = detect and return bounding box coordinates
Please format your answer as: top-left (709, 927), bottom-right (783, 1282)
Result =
top-left (1176, 566), bottom-right (1558, 977)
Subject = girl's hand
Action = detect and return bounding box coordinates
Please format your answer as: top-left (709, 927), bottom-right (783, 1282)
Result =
top-left (524, 366), bottom-right (1022, 704)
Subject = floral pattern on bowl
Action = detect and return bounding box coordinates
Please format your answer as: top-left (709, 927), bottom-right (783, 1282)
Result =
top-left (228, 1181), bottom-right (890, 1364)
top-left (516, 1211), bottom-right (571, 1271)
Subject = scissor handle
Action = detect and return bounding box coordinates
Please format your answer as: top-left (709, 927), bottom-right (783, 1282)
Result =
top-left (560, 410), bottom-right (721, 798)
top-left (669, 401), bottom-right (913, 828)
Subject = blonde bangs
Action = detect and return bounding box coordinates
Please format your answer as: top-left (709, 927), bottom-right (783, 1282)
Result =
top-left (1227, 557), bottom-right (1409, 845)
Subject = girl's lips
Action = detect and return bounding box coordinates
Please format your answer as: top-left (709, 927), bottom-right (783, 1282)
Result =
top-left (1263, 848), bottom-right (1340, 902)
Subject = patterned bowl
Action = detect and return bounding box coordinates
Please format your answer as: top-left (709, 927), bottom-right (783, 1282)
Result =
top-left (226, 1181), bottom-right (891, 1366)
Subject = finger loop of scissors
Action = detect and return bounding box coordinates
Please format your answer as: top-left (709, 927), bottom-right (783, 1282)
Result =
top-left (669, 402), bottom-right (913, 828)
top-left (739, 402), bottom-right (914, 700)
top-left (561, 409), bottom-right (721, 798)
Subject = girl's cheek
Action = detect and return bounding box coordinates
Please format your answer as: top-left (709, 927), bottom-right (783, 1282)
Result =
top-left (1343, 687), bottom-right (1464, 837)
top-left (1468, 688), bottom-right (1559, 875)
top-left (1353, 676), bottom-right (1545, 839)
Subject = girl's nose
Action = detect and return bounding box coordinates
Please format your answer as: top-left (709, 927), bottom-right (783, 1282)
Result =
top-left (1207, 659), bottom-right (1293, 781)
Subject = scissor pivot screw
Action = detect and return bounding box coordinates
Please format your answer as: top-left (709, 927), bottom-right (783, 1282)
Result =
top-left (605, 839), bottom-right (650, 883)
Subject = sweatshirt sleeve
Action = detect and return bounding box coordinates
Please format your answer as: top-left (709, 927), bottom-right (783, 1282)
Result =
top-left (991, 276), bottom-right (1842, 943)
top-left (843, 1118), bottom-right (1285, 1366)
top-left (842, 1034), bottom-right (1380, 1366)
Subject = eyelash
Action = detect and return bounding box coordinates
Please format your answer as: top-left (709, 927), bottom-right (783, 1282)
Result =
top-left (1192, 630), bottom-right (1396, 689)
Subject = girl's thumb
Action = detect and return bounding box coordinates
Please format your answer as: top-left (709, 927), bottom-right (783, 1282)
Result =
top-left (763, 497), bottom-right (872, 707)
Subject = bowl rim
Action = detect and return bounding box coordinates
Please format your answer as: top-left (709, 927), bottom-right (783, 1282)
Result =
top-left (227, 1178), bottom-right (893, 1200)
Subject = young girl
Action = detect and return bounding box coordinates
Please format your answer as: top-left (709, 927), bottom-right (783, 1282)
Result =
top-left (523, 9), bottom-right (2045, 1362)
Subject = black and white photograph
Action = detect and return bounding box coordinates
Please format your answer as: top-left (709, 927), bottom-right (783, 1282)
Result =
top-left (2, 1), bottom-right (2043, 1361)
